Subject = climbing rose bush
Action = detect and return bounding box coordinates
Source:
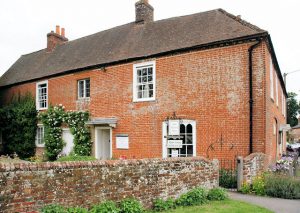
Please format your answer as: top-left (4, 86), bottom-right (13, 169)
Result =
top-left (39, 104), bottom-right (92, 161)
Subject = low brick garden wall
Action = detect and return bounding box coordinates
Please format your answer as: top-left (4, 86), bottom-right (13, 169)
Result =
top-left (242, 153), bottom-right (268, 184)
top-left (0, 157), bottom-right (218, 213)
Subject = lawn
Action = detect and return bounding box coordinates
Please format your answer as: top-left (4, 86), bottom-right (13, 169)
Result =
top-left (159, 199), bottom-right (273, 213)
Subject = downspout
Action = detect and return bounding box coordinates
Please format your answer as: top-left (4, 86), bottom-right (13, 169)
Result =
top-left (248, 39), bottom-right (262, 154)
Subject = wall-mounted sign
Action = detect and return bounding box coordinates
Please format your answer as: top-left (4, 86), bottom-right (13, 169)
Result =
top-left (171, 149), bottom-right (179, 157)
top-left (167, 140), bottom-right (183, 148)
top-left (116, 134), bottom-right (129, 149)
top-left (168, 120), bottom-right (180, 136)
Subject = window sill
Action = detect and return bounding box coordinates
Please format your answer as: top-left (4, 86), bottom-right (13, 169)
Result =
top-left (133, 98), bottom-right (156, 103)
top-left (77, 97), bottom-right (90, 101)
top-left (37, 107), bottom-right (48, 111)
top-left (36, 144), bottom-right (45, 148)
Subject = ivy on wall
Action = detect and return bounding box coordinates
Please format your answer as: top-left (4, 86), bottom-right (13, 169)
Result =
top-left (39, 104), bottom-right (92, 161)
top-left (0, 94), bottom-right (37, 159)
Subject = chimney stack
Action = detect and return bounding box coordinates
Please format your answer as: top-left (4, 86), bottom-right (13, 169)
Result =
top-left (135, 0), bottom-right (154, 24)
top-left (47, 25), bottom-right (68, 52)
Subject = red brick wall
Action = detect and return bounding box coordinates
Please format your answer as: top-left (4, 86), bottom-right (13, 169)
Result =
top-left (0, 157), bottom-right (218, 212)
top-left (264, 46), bottom-right (287, 163)
top-left (0, 40), bottom-right (286, 161)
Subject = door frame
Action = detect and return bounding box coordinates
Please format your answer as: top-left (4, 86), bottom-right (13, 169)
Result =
top-left (95, 127), bottom-right (112, 159)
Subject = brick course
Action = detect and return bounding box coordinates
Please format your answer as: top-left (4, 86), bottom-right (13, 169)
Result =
top-left (0, 157), bottom-right (218, 212)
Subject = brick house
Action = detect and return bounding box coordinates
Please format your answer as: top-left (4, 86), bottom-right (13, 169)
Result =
top-left (0, 0), bottom-right (287, 163)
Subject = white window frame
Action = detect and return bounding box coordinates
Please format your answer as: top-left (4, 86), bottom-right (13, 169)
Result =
top-left (36, 80), bottom-right (48, 110)
top-left (269, 57), bottom-right (274, 100)
top-left (133, 61), bottom-right (156, 102)
top-left (162, 120), bottom-right (196, 158)
top-left (77, 79), bottom-right (90, 99)
top-left (35, 124), bottom-right (45, 147)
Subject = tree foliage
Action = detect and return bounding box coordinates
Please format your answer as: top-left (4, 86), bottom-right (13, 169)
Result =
top-left (0, 94), bottom-right (37, 159)
top-left (287, 92), bottom-right (300, 127)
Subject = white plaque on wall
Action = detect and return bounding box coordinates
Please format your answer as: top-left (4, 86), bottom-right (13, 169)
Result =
top-left (171, 149), bottom-right (179, 157)
top-left (116, 135), bottom-right (129, 149)
top-left (167, 140), bottom-right (183, 148)
top-left (168, 120), bottom-right (180, 136)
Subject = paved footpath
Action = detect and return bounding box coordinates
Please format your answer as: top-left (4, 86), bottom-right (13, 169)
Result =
top-left (229, 192), bottom-right (300, 213)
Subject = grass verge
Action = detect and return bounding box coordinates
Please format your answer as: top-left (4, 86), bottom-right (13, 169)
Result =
top-left (156, 199), bottom-right (273, 213)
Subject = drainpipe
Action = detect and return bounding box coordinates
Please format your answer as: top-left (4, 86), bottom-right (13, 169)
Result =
top-left (248, 39), bottom-right (262, 154)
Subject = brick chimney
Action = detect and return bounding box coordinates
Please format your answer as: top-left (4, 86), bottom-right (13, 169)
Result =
top-left (135, 0), bottom-right (154, 24)
top-left (47, 25), bottom-right (68, 52)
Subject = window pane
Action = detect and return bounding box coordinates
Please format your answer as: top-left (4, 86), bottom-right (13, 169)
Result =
top-left (138, 69), bottom-right (142, 76)
top-left (187, 145), bottom-right (193, 155)
top-left (78, 81), bottom-right (84, 98)
top-left (180, 146), bottom-right (187, 156)
top-left (85, 79), bottom-right (90, 97)
top-left (142, 68), bottom-right (147, 76)
top-left (187, 124), bottom-right (192, 133)
top-left (149, 90), bottom-right (153, 98)
top-left (186, 135), bottom-right (192, 144)
top-left (138, 91), bottom-right (143, 98)
top-left (180, 124), bottom-right (185, 134)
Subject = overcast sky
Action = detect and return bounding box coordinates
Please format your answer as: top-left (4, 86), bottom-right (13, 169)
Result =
top-left (0, 0), bottom-right (299, 99)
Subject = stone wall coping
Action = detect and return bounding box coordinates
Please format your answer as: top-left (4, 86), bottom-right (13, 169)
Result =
top-left (243, 152), bottom-right (267, 161)
top-left (0, 157), bottom-right (218, 172)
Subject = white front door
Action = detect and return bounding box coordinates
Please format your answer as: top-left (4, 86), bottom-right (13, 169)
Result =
top-left (95, 128), bottom-right (111, 160)
top-left (62, 128), bottom-right (74, 155)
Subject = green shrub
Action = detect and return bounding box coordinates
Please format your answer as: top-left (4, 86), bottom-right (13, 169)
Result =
top-left (90, 201), bottom-right (120, 213)
top-left (41, 204), bottom-right (66, 213)
top-left (219, 169), bottom-right (237, 189)
top-left (207, 188), bottom-right (228, 201)
top-left (66, 207), bottom-right (88, 213)
top-left (240, 182), bottom-right (252, 194)
top-left (57, 155), bottom-right (96, 162)
top-left (252, 175), bottom-right (266, 196)
top-left (265, 174), bottom-right (300, 199)
top-left (119, 198), bottom-right (144, 213)
top-left (0, 94), bottom-right (37, 159)
top-left (153, 198), bottom-right (175, 211)
top-left (176, 187), bottom-right (207, 206)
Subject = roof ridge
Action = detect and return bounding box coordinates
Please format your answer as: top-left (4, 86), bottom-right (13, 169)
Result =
top-left (217, 9), bottom-right (265, 33)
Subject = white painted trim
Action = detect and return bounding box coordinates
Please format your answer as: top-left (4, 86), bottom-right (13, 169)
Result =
top-left (133, 60), bottom-right (156, 102)
top-left (162, 119), bottom-right (197, 158)
top-left (95, 127), bottom-right (112, 160)
top-left (36, 80), bottom-right (48, 110)
top-left (162, 121), bottom-right (167, 158)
